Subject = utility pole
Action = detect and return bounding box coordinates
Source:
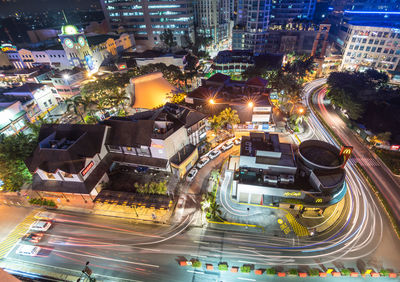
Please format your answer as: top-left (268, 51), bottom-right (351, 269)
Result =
top-left (245, 207), bottom-right (249, 229)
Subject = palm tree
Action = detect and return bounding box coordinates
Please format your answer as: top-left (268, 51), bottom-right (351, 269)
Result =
top-left (218, 107), bottom-right (240, 134)
top-left (109, 87), bottom-right (130, 111)
top-left (207, 202), bottom-right (222, 220)
top-left (208, 115), bottom-right (221, 136)
top-left (65, 96), bottom-right (86, 122)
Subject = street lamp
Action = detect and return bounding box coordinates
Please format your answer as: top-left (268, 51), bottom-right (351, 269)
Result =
top-left (63, 74), bottom-right (70, 80)
top-left (209, 99), bottom-right (215, 105)
top-left (248, 101), bottom-right (254, 108)
top-left (298, 107), bottom-right (305, 114)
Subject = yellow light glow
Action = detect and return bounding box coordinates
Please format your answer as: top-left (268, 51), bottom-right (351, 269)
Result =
top-left (209, 99), bottom-right (215, 105)
top-left (248, 101), bottom-right (254, 108)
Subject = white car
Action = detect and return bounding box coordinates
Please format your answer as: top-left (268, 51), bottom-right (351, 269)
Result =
top-left (30, 220), bottom-right (51, 232)
top-left (221, 141), bottom-right (233, 151)
top-left (234, 138), bottom-right (241, 145)
top-left (197, 157), bottom-right (210, 169)
top-left (186, 168), bottom-right (198, 182)
top-left (35, 212), bottom-right (55, 221)
top-left (208, 149), bottom-right (221, 159)
top-left (16, 245), bottom-right (41, 256)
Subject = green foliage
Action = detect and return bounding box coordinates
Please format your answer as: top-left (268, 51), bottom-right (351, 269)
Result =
top-left (160, 29), bottom-right (177, 50)
top-left (309, 269), bottom-right (319, 276)
top-left (192, 260), bottom-right (201, 268)
top-left (218, 263), bottom-right (228, 271)
top-left (84, 114), bottom-right (98, 124)
top-left (135, 180), bottom-right (168, 195)
top-left (288, 269), bottom-right (298, 275)
top-left (29, 198), bottom-right (56, 207)
top-left (374, 148), bottom-right (400, 175)
top-left (240, 265), bottom-right (251, 273)
top-left (379, 269), bottom-right (389, 277)
top-left (0, 133), bottom-right (37, 191)
top-left (283, 55), bottom-right (315, 79)
top-left (218, 107), bottom-right (240, 132)
top-left (266, 268), bottom-right (276, 275)
top-left (168, 92), bottom-right (186, 104)
top-left (341, 269), bottom-right (351, 276)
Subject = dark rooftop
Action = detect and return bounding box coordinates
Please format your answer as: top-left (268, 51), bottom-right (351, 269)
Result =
top-left (5, 83), bottom-right (44, 93)
top-left (86, 34), bottom-right (120, 46)
top-left (207, 73), bottom-right (231, 84)
top-left (25, 124), bottom-right (107, 174)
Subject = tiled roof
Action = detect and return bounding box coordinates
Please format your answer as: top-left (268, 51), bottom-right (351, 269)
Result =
top-left (207, 73), bottom-right (231, 83)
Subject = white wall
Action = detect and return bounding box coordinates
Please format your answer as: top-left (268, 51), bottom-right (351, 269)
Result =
top-left (33, 86), bottom-right (58, 112)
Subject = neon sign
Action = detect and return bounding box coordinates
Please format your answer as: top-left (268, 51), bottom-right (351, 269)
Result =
top-left (1, 44), bottom-right (17, 53)
top-left (339, 146), bottom-right (353, 168)
top-left (81, 161), bottom-right (94, 176)
top-left (283, 192), bottom-right (301, 197)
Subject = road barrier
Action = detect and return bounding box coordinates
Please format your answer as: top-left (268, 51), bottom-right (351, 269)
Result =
top-left (178, 260), bottom-right (399, 279)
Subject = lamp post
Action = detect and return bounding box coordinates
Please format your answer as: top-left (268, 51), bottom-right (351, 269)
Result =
top-left (245, 207), bottom-right (250, 229)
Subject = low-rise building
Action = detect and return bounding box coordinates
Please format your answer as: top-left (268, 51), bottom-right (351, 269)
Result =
top-left (186, 73), bottom-right (274, 131)
top-left (231, 133), bottom-right (347, 208)
top-left (25, 103), bottom-right (207, 199)
top-left (50, 69), bottom-right (86, 100)
top-left (0, 100), bottom-right (32, 136)
top-left (211, 50), bottom-right (254, 75)
top-left (4, 83), bottom-right (58, 119)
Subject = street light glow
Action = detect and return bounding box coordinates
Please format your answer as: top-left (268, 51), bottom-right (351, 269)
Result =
top-left (248, 101), bottom-right (254, 108)
top-left (63, 74), bottom-right (70, 80)
top-left (209, 99), bottom-right (215, 105)
top-left (298, 107), bottom-right (304, 114)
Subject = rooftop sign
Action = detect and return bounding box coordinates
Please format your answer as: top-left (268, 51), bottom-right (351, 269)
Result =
top-left (1, 44), bottom-right (17, 53)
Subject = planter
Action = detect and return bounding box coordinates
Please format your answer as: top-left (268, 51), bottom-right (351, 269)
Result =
top-left (319, 272), bottom-right (327, 277)
top-left (206, 264), bottom-right (213, 270)
top-left (231, 267), bottom-right (238, 273)
top-left (389, 273), bottom-right (397, 278)
top-left (278, 272), bottom-right (286, 277)
top-left (332, 272), bottom-right (341, 277)
top-left (179, 261), bottom-right (187, 266)
top-left (255, 269), bottom-right (262, 275)
top-left (350, 272), bottom-right (359, 277)
top-left (299, 272), bottom-right (307, 278)
top-left (371, 272), bottom-right (380, 278)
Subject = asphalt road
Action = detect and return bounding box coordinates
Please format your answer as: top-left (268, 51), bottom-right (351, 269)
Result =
top-left (311, 81), bottom-right (400, 227)
top-left (2, 81), bottom-right (400, 280)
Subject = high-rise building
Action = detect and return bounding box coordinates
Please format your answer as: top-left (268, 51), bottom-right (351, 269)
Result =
top-left (194, 0), bottom-right (231, 49)
top-left (339, 22), bottom-right (400, 72)
top-left (232, 0), bottom-right (271, 54)
top-left (270, 0), bottom-right (317, 24)
top-left (100, 0), bottom-right (195, 50)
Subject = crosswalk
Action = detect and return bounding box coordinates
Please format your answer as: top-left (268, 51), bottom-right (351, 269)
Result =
top-left (354, 157), bottom-right (381, 167)
top-left (285, 213), bottom-right (309, 237)
top-left (0, 210), bottom-right (37, 259)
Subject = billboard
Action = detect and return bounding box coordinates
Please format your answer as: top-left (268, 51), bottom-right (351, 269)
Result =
top-left (339, 146), bottom-right (353, 168)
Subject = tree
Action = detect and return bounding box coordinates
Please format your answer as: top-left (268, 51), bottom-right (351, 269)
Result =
top-left (0, 133), bottom-right (37, 191)
top-left (284, 55), bottom-right (315, 79)
top-left (206, 201), bottom-right (222, 220)
top-left (65, 96), bottom-right (86, 122)
top-left (218, 107), bottom-right (240, 133)
top-left (242, 66), bottom-right (265, 80)
top-left (160, 29), bottom-right (177, 50)
top-left (208, 115), bottom-right (221, 136)
top-left (168, 92), bottom-right (186, 104)
top-left (109, 87), bottom-right (130, 111)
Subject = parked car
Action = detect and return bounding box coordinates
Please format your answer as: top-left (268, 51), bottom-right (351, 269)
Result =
top-left (177, 196), bottom-right (186, 208)
top-left (22, 232), bottom-right (44, 244)
top-left (16, 245), bottom-right (41, 257)
top-left (222, 141), bottom-right (233, 151)
top-left (186, 168), bottom-right (198, 182)
top-left (234, 138), bottom-right (241, 145)
top-left (197, 157), bottom-right (210, 169)
top-left (30, 220), bottom-right (51, 232)
top-left (208, 149), bottom-right (221, 159)
top-left (35, 212), bottom-right (55, 221)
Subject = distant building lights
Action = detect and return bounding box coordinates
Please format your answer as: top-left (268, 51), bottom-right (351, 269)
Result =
top-left (344, 10), bottom-right (400, 15)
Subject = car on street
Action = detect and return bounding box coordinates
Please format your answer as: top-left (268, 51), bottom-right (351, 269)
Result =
top-left (22, 233), bottom-right (44, 244)
top-left (35, 211), bottom-right (55, 221)
top-left (222, 141), bottom-right (233, 151)
top-left (186, 168), bottom-right (198, 182)
top-left (16, 245), bottom-right (41, 257)
top-left (208, 149), bottom-right (221, 159)
top-left (197, 157), bottom-right (210, 169)
top-left (177, 196), bottom-right (186, 208)
top-left (234, 138), bottom-right (241, 145)
top-left (30, 220), bottom-right (52, 232)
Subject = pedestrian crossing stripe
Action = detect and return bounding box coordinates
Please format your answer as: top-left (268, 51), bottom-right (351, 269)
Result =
top-left (0, 210), bottom-right (37, 259)
top-left (285, 213), bottom-right (309, 237)
top-left (355, 157), bottom-right (380, 167)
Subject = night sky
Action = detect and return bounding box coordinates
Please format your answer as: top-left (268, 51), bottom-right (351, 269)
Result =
top-left (0, 0), bottom-right (100, 16)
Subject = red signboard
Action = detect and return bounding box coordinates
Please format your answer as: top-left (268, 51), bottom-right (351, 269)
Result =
top-left (118, 64), bottom-right (127, 70)
top-left (391, 145), bottom-right (400, 151)
top-left (81, 161), bottom-right (94, 176)
top-left (339, 146), bottom-right (353, 168)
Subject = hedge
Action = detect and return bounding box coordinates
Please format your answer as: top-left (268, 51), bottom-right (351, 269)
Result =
top-left (240, 265), bottom-right (251, 273)
top-left (218, 263), bottom-right (228, 271)
top-left (266, 268), bottom-right (276, 275)
top-left (29, 198), bottom-right (56, 207)
top-left (192, 260), bottom-right (201, 268)
top-left (309, 269), bottom-right (319, 276)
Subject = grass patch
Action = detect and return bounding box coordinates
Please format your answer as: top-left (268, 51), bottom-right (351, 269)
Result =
top-left (373, 148), bottom-right (400, 175)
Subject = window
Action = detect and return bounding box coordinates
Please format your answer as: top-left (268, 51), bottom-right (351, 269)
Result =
top-left (380, 40), bottom-right (385, 45)
top-left (371, 47), bottom-right (376, 52)
top-left (48, 99), bottom-right (52, 105)
top-left (63, 172), bottom-right (73, 178)
top-left (44, 101), bottom-right (48, 107)
top-left (377, 47), bottom-right (382, 52)
top-left (368, 39), bottom-right (373, 44)
top-left (366, 46), bottom-right (371, 51)
top-left (46, 172), bottom-right (56, 179)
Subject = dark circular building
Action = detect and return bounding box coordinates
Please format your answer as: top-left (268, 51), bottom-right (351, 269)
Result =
top-left (297, 140), bottom-right (346, 205)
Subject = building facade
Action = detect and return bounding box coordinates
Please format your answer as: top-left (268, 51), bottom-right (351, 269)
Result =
top-left (233, 0), bottom-right (270, 54)
top-left (194, 0), bottom-right (231, 49)
top-left (340, 23), bottom-right (400, 72)
top-left (270, 0), bottom-right (316, 24)
top-left (100, 0), bottom-right (194, 49)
